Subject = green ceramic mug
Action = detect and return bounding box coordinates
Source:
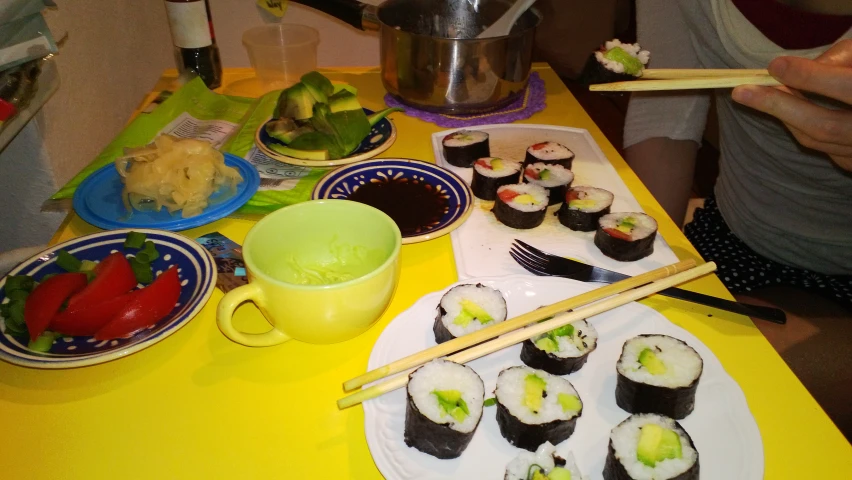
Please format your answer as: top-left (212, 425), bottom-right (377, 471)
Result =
top-left (216, 200), bottom-right (401, 346)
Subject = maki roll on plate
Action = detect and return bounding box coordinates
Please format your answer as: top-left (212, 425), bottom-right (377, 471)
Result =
top-left (523, 163), bottom-right (574, 206)
top-left (505, 442), bottom-right (587, 480)
top-left (472, 157), bottom-right (522, 201)
top-left (434, 284), bottom-right (508, 344)
top-left (494, 184), bottom-right (549, 229)
top-left (582, 39), bottom-right (651, 85)
top-left (443, 130), bottom-right (490, 168)
top-left (595, 212), bottom-right (657, 261)
top-left (604, 414), bottom-right (699, 480)
top-left (521, 318), bottom-right (598, 375)
top-left (495, 366), bottom-right (583, 451)
top-left (525, 142), bottom-right (575, 169)
top-left (616, 335), bottom-right (703, 419)
top-left (557, 186), bottom-right (614, 232)
top-left (405, 359), bottom-right (485, 459)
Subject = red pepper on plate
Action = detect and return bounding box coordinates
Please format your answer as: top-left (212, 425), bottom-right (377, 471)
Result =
top-left (66, 252), bottom-right (137, 310)
top-left (498, 189), bottom-right (520, 203)
top-left (531, 142), bottom-right (548, 150)
top-left (566, 190), bottom-right (581, 202)
top-left (24, 273), bottom-right (88, 341)
top-left (524, 167), bottom-right (539, 180)
top-left (50, 292), bottom-right (136, 337)
top-left (604, 227), bottom-right (633, 241)
top-left (94, 267), bottom-right (182, 340)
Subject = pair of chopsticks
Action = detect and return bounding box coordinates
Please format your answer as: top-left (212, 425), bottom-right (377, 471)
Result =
top-left (337, 258), bottom-right (716, 409)
top-left (590, 68), bottom-right (780, 92)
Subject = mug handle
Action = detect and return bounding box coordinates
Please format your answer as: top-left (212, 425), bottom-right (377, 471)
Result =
top-left (216, 283), bottom-right (291, 347)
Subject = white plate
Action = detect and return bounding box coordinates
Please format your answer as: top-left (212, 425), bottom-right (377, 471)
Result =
top-left (431, 125), bottom-right (680, 279)
top-left (364, 275), bottom-right (763, 479)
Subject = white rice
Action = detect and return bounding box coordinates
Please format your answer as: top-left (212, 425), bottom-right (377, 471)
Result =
top-left (474, 157), bottom-right (522, 179)
top-left (531, 318), bottom-right (598, 358)
top-left (594, 39), bottom-right (650, 75)
top-left (566, 186), bottom-right (614, 213)
top-left (505, 442), bottom-right (587, 480)
top-left (495, 366), bottom-right (582, 425)
top-left (443, 130), bottom-right (489, 147)
top-left (610, 414), bottom-right (698, 480)
top-left (497, 184), bottom-right (548, 212)
top-left (526, 142), bottom-right (574, 161)
top-left (524, 163), bottom-right (575, 188)
top-left (617, 335), bottom-right (703, 388)
top-left (408, 359), bottom-right (485, 434)
top-left (599, 212), bottom-right (657, 241)
top-left (439, 284), bottom-right (508, 338)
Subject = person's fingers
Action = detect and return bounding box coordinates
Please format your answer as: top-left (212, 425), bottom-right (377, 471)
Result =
top-left (814, 38), bottom-right (852, 67)
top-left (767, 55), bottom-right (852, 104)
top-left (787, 125), bottom-right (852, 157)
top-left (732, 85), bottom-right (852, 145)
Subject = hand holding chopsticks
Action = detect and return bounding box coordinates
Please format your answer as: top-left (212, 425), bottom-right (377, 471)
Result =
top-left (590, 68), bottom-right (781, 92)
top-left (337, 260), bottom-right (716, 409)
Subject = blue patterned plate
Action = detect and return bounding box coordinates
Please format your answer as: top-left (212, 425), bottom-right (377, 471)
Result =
top-left (312, 158), bottom-right (473, 244)
top-left (0, 229), bottom-right (216, 369)
top-left (255, 108), bottom-right (397, 167)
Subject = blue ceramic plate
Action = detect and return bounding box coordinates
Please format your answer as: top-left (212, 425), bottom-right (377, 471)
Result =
top-left (73, 153), bottom-right (260, 232)
top-left (0, 229), bottom-right (216, 369)
top-left (312, 158), bottom-right (473, 244)
top-left (255, 108), bottom-right (397, 167)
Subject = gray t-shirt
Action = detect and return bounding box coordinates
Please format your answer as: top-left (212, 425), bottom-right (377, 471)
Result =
top-left (624, 0), bottom-right (852, 275)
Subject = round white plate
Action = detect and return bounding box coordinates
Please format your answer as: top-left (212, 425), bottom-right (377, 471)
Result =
top-left (363, 275), bottom-right (763, 479)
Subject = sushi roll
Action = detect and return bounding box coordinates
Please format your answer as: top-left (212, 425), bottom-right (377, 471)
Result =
top-left (557, 186), bottom-right (614, 232)
top-left (615, 335), bottom-right (703, 419)
top-left (523, 163), bottom-right (575, 206)
top-left (404, 359), bottom-right (485, 459)
top-left (494, 184), bottom-right (549, 229)
top-left (471, 157), bottom-right (522, 201)
top-left (581, 39), bottom-right (651, 85)
top-left (520, 318), bottom-right (598, 375)
top-left (594, 212), bottom-right (657, 261)
top-left (434, 284), bottom-right (508, 344)
top-left (495, 366), bottom-right (583, 451)
top-left (505, 442), bottom-right (587, 480)
top-left (603, 413), bottom-right (699, 480)
top-left (524, 142), bottom-right (575, 169)
top-left (442, 130), bottom-right (490, 168)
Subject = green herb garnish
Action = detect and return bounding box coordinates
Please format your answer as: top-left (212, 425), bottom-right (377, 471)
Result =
top-left (124, 231), bottom-right (147, 249)
top-left (483, 398), bottom-right (497, 407)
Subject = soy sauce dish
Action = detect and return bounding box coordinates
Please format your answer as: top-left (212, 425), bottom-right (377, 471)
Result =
top-left (312, 158), bottom-right (473, 244)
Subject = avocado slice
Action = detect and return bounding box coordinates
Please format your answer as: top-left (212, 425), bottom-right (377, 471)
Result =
top-left (513, 194), bottom-right (536, 205)
top-left (328, 90), bottom-right (363, 113)
top-left (552, 324), bottom-right (574, 337)
top-left (535, 337), bottom-right (559, 353)
top-left (460, 299), bottom-right (494, 324)
top-left (568, 199), bottom-right (595, 209)
top-left (301, 71), bottom-right (334, 104)
top-left (432, 390), bottom-right (470, 423)
top-left (548, 467), bottom-right (573, 480)
top-left (265, 118), bottom-right (316, 144)
top-left (366, 107), bottom-right (404, 127)
top-left (638, 348), bottom-right (667, 375)
top-left (616, 216), bottom-right (636, 234)
top-left (268, 142), bottom-right (329, 161)
top-left (603, 46), bottom-right (644, 76)
top-left (332, 83), bottom-right (357, 96)
top-left (531, 470), bottom-right (548, 480)
top-left (276, 83), bottom-right (316, 121)
top-left (453, 309), bottom-right (475, 328)
top-left (637, 424), bottom-right (682, 467)
top-left (491, 158), bottom-right (505, 170)
top-left (523, 374), bottom-right (547, 413)
top-left (658, 428), bottom-right (683, 462)
top-left (557, 393), bottom-right (581, 413)
top-left (539, 169), bottom-right (552, 181)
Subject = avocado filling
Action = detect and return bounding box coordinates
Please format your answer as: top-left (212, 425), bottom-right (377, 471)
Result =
top-left (528, 466), bottom-right (572, 480)
top-left (534, 323), bottom-right (576, 354)
top-left (568, 199), bottom-right (596, 209)
top-left (557, 393), bottom-right (581, 413)
top-left (513, 194), bottom-right (537, 205)
top-left (453, 299), bottom-right (495, 327)
top-left (638, 347), bottom-right (667, 375)
top-left (636, 424), bottom-right (683, 467)
top-left (432, 390), bottom-right (470, 423)
top-left (603, 46), bottom-right (644, 75)
top-left (523, 374), bottom-right (547, 413)
top-left (616, 216), bottom-right (636, 234)
top-left (491, 158), bottom-right (505, 170)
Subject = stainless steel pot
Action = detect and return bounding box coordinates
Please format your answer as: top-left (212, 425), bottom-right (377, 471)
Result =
top-left (290, 0), bottom-right (542, 114)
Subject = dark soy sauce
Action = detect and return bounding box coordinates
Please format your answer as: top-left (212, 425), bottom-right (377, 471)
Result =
top-left (347, 179), bottom-right (450, 235)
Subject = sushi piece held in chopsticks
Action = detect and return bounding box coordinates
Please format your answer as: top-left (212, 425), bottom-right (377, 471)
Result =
top-left (557, 186), bottom-right (614, 232)
top-left (524, 142), bottom-right (575, 169)
top-left (523, 163), bottom-right (574, 206)
top-left (471, 157), bottom-right (522, 201)
top-left (594, 212), bottom-right (657, 261)
top-left (505, 442), bottom-right (587, 480)
top-left (521, 318), bottom-right (598, 375)
top-left (434, 284), bottom-right (508, 344)
top-left (581, 39), bottom-right (651, 85)
top-left (404, 359), bottom-right (485, 459)
top-left (443, 130), bottom-right (490, 168)
top-left (615, 335), bottom-right (703, 419)
top-left (494, 184), bottom-right (549, 229)
top-left (495, 366), bottom-right (583, 451)
top-left (603, 413), bottom-right (699, 480)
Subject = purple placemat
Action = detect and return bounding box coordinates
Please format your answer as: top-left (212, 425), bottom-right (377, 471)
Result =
top-left (383, 72), bottom-right (546, 127)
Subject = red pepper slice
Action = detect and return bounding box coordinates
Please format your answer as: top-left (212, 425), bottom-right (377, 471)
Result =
top-left (475, 159), bottom-right (491, 169)
top-left (51, 291), bottom-right (136, 337)
top-left (604, 227), bottom-right (633, 241)
top-left (525, 168), bottom-right (539, 180)
top-left (531, 142), bottom-right (548, 150)
top-left (94, 267), bottom-right (182, 340)
top-left (24, 273), bottom-right (88, 341)
top-left (498, 189), bottom-right (520, 203)
top-left (67, 252), bottom-right (137, 310)
top-left (566, 190), bottom-right (582, 202)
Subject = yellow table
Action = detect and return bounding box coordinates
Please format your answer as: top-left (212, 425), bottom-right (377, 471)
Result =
top-left (2, 66), bottom-right (849, 479)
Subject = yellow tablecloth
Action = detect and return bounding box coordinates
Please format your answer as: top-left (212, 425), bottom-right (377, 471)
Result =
top-left (1, 65), bottom-right (848, 479)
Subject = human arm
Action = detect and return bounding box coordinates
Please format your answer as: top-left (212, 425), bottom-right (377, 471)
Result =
top-left (731, 39), bottom-right (852, 172)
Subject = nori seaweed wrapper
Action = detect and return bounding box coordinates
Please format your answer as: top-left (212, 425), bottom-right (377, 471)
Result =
top-left (557, 202), bottom-right (611, 232)
top-left (493, 196), bottom-right (547, 230)
top-left (495, 401), bottom-right (580, 452)
top-left (603, 419), bottom-right (700, 480)
top-left (433, 305), bottom-right (455, 344)
top-left (472, 168), bottom-right (520, 201)
top-left (523, 151), bottom-right (574, 170)
top-left (404, 388), bottom-right (479, 459)
top-left (594, 227), bottom-right (655, 262)
top-left (520, 339), bottom-right (592, 375)
top-left (443, 137), bottom-right (490, 168)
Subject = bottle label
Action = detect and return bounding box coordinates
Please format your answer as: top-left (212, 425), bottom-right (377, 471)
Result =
top-left (165, 1), bottom-right (212, 49)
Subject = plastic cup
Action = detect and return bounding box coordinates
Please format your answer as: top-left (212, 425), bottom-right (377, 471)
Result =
top-left (242, 24), bottom-right (320, 91)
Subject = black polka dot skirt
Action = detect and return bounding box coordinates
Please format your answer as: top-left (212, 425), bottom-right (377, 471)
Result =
top-left (684, 197), bottom-right (852, 310)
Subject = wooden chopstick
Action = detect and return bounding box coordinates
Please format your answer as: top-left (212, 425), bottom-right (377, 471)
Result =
top-left (590, 75), bottom-right (781, 92)
top-left (342, 259), bottom-right (696, 392)
top-left (337, 261), bottom-right (716, 409)
top-left (641, 69), bottom-right (770, 80)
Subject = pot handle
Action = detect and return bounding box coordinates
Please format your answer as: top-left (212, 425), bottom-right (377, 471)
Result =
top-left (290, 0), bottom-right (377, 31)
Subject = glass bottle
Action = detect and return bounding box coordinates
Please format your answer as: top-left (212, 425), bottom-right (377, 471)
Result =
top-left (164, 0), bottom-right (222, 89)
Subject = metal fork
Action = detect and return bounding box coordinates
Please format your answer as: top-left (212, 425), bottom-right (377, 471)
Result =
top-left (510, 239), bottom-right (787, 324)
